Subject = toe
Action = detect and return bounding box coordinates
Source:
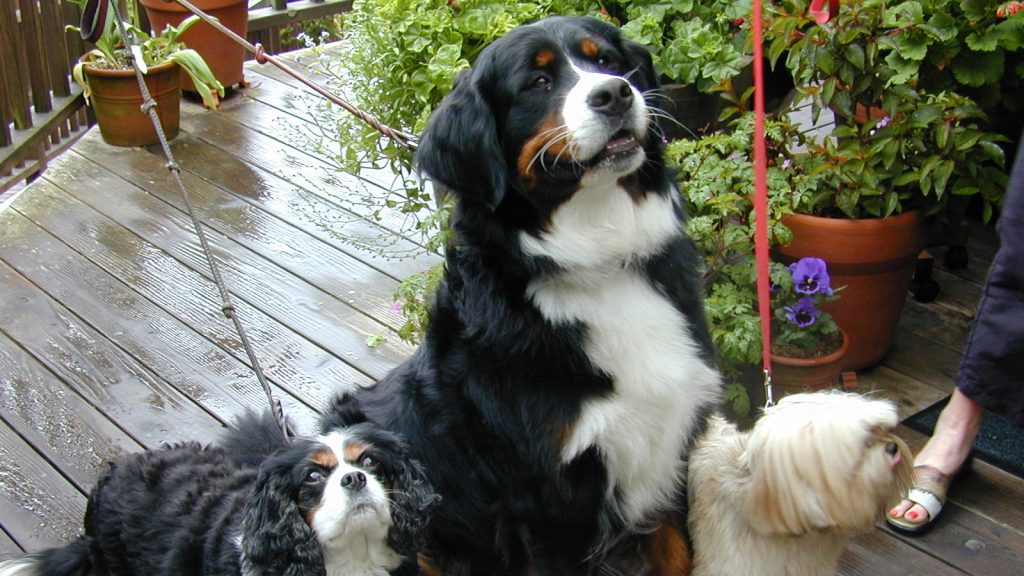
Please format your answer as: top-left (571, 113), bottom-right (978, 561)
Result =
top-left (891, 501), bottom-right (930, 525)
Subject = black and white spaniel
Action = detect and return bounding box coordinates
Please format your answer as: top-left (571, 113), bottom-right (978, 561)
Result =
top-left (0, 406), bottom-right (436, 576)
top-left (326, 15), bottom-right (721, 576)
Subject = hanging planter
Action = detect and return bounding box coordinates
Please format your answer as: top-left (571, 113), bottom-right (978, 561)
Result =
top-left (140, 0), bottom-right (248, 91)
top-left (775, 210), bottom-right (925, 371)
top-left (84, 61), bottom-right (182, 147)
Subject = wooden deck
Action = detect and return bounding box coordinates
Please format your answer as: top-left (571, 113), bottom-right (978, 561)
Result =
top-left (1, 45), bottom-right (1022, 573)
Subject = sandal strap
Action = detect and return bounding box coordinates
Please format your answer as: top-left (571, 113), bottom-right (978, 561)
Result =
top-left (905, 487), bottom-right (943, 520)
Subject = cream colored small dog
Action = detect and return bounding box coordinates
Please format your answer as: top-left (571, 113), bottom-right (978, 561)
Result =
top-left (688, 391), bottom-right (913, 576)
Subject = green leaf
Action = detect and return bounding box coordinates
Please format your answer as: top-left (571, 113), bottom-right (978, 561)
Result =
top-left (966, 31), bottom-right (999, 52)
top-left (932, 160), bottom-right (955, 197)
top-left (844, 43), bottom-right (865, 71)
top-left (907, 105), bottom-right (943, 128)
top-left (951, 49), bottom-right (1005, 87)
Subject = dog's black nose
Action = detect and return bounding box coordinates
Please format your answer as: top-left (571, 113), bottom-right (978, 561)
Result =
top-left (885, 442), bottom-right (899, 456)
top-left (587, 78), bottom-right (633, 116)
top-left (341, 471), bottom-right (366, 491)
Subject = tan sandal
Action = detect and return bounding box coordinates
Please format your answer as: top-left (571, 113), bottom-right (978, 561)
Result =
top-left (886, 465), bottom-right (951, 534)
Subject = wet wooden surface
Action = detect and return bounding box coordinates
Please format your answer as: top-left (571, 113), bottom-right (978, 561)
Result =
top-left (1, 46), bottom-right (1021, 573)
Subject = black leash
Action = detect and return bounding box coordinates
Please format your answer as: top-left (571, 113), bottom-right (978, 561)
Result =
top-left (100, 0), bottom-right (290, 439)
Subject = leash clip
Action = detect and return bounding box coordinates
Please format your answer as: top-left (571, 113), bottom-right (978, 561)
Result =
top-left (763, 369), bottom-right (775, 409)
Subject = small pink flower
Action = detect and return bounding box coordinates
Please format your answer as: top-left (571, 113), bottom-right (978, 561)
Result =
top-left (996, 2), bottom-right (1023, 17)
top-left (391, 302), bottom-right (402, 313)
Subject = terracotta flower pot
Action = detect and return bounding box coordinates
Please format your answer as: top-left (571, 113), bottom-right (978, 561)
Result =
top-left (84, 61), bottom-right (181, 147)
top-left (775, 210), bottom-right (925, 370)
top-left (771, 330), bottom-right (849, 398)
top-left (140, 0), bottom-right (248, 91)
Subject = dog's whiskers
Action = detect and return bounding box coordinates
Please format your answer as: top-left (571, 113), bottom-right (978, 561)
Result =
top-left (646, 104), bottom-right (699, 140)
top-left (528, 127), bottom-right (575, 173)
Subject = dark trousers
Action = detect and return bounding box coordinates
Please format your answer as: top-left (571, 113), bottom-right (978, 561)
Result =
top-left (956, 133), bottom-right (1024, 428)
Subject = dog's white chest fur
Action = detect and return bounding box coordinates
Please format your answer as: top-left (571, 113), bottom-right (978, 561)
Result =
top-left (522, 180), bottom-right (720, 527)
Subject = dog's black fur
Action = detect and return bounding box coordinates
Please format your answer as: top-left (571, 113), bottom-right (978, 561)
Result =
top-left (0, 409), bottom-right (436, 576)
top-left (325, 16), bottom-right (720, 576)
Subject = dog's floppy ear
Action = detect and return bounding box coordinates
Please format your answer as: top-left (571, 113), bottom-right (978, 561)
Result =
top-left (386, 453), bottom-right (440, 556)
top-left (320, 392), bottom-right (368, 433)
top-left (740, 420), bottom-right (840, 536)
top-left (416, 68), bottom-right (507, 211)
top-left (241, 448), bottom-right (326, 576)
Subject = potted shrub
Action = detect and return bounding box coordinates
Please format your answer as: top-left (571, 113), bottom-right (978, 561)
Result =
top-left (616, 0), bottom-right (764, 137)
top-left (139, 0), bottom-right (249, 91)
top-left (763, 0), bottom-right (1010, 369)
top-left (70, 0), bottom-right (224, 147)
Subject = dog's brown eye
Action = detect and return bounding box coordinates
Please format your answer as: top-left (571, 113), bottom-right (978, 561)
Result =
top-left (305, 470), bottom-right (325, 484)
top-left (531, 75), bottom-right (551, 90)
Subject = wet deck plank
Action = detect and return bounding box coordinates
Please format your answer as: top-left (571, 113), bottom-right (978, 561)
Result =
top-left (0, 44), bottom-right (1021, 574)
top-left (0, 419), bottom-right (86, 551)
top-left (0, 529), bottom-right (20, 554)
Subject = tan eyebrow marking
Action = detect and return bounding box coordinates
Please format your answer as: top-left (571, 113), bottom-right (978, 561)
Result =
top-left (535, 49), bottom-right (555, 68)
top-left (343, 440), bottom-right (368, 463)
top-left (310, 449), bottom-right (338, 469)
top-left (581, 38), bottom-right (599, 58)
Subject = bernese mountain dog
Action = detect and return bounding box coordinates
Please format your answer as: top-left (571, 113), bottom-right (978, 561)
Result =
top-left (0, 406), bottom-right (436, 576)
top-left (324, 15), bottom-right (721, 576)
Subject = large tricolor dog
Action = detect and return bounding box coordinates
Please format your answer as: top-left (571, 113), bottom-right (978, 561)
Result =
top-left (327, 15), bottom-right (721, 575)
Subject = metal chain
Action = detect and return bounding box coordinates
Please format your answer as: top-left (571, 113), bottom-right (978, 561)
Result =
top-left (107, 1), bottom-right (290, 439)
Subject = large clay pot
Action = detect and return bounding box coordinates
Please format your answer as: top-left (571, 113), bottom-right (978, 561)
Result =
top-left (775, 211), bottom-right (925, 370)
top-left (771, 330), bottom-right (849, 398)
top-left (84, 61), bottom-right (181, 147)
top-left (140, 0), bottom-right (248, 91)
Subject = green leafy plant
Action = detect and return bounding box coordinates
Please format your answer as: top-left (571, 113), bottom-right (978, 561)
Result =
top-left (68, 0), bottom-right (224, 108)
top-left (617, 0), bottom-right (752, 91)
top-left (667, 113), bottom-right (825, 414)
top-left (764, 0), bottom-right (1009, 220)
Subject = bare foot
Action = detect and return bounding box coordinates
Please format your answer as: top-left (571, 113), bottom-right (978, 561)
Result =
top-left (888, 389), bottom-right (982, 526)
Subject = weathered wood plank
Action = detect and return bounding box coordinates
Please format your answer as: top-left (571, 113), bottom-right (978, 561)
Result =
top-left (228, 72), bottom-right (418, 197)
top-left (883, 331), bottom-right (961, 395)
top-left (179, 97), bottom-right (439, 261)
top-left (842, 528), bottom-right (969, 575)
top-left (897, 297), bottom-right (976, 357)
top-left (886, 496), bottom-right (1024, 575)
top-left (0, 237), bottom-right (319, 440)
top-left (0, 419), bottom-right (86, 552)
top-left (855, 365), bottom-right (949, 420)
top-left (0, 528), bottom-right (20, 554)
top-left (67, 136), bottom-right (410, 332)
top-left (0, 328), bottom-right (142, 493)
top-left (6, 180), bottom-right (377, 406)
top-left (0, 214), bottom-right (227, 446)
top-left (47, 147), bottom-right (413, 375)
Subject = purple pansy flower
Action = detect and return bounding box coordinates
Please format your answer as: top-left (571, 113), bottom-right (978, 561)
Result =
top-left (789, 257), bottom-right (832, 296)
top-left (784, 296), bottom-right (819, 328)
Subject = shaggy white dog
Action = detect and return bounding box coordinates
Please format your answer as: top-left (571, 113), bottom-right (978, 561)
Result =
top-left (688, 391), bottom-right (913, 576)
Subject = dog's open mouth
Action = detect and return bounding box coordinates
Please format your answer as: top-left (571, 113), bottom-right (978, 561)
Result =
top-left (594, 132), bottom-right (642, 164)
top-left (541, 131), bottom-right (642, 181)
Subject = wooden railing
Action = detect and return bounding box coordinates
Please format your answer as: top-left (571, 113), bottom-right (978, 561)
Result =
top-left (0, 0), bottom-right (352, 194)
